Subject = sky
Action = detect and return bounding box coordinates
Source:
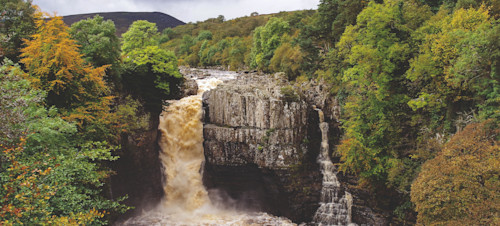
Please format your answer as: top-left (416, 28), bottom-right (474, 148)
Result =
top-left (32, 0), bottom-right (320, 23)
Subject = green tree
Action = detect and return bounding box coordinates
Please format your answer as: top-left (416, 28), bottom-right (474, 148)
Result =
top-left (178, 35), bottom-right (195, 56)
top-left (0, 59), bottom-right (43, 144)
top-left (250, 17), bottom-right (290, 71)
top-left (159, 27), bottom-right (175, 44)
top-left (121, 20), bottom-right (182, 112)
top-left (196, 30), bottom-right (213, 41)
top-left (123, 46), bottom-right (182, 111)
top-left (336, 0), bottom-right (431, 183)
top-left (406, 6), bottom-right (497, 131)
top-left (70, 15), bottom-right (121, 86)
top-left (121, 20), bottom-right (160, 55)
top-left (316, 0), bottom-right (368, 44)
top-left (0, 0), bottom-right (38, 62)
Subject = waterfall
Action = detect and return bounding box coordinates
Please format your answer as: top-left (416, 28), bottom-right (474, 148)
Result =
top-left (121, 69), bottom-right (294, 225)
top-left (159, 93), bottom-right (210, 212)
top-left (313, 109), bottom-right (355, 226)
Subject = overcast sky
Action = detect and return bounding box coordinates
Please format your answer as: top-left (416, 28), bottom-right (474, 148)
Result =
top-left (32, 0), bottom-right (319, 23)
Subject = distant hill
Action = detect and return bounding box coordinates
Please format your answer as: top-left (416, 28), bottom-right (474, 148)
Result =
top-left (63, 12), bottom-right (185, 36)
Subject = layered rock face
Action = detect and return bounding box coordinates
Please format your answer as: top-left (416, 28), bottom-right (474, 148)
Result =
top-left (202, 72), bottom-right (388, 225)
top-left (202, 72), bottom-right (323, 223)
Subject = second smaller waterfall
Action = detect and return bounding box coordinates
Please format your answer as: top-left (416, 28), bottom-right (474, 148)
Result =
top-left (312, 109), bottom-right (355, 226)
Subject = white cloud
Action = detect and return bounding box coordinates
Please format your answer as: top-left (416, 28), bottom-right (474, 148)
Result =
top-left (32, 0), bottom-right (319, 22)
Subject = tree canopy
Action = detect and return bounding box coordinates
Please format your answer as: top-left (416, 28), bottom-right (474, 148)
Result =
top-left (0, 0), bottom-right (38, 62)
top-left (121, 20), bottom-right (160, 55)
top-left (411, 120), bottom-right (499, 225)
top-left (121, 20), bottom-right (182, 112)
top-left (70, 15), bottom-right (122, 85)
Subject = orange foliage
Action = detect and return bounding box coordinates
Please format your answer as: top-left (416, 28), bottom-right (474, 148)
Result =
top-left (411, 120), bottom-right (499, 225)
top-left (20, 15), bottom-right (109, 108)
top-left (20, 15), bottom-right (121, 142)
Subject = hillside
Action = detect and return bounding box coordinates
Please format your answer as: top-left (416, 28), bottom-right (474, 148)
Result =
top-left (63, 11), bottom-right (185, 35)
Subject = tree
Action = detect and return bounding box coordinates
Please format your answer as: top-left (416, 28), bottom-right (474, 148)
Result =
top-left (411, 121), bottom-right (499, 225)
top-left (125, 45), bottom-right (181, 94)
top-left (159, 27), bottom-right (175, 44)
top-left (315, 0), bottom-right (368, 44)
top-left (20, 15), bottom-right (109, 109)
top-left (121, 20), bottom-right (182, 112)
top-left (70, 15), bottom-right (121, 86)
top-left (269, 41), bottom-right (304, 80)
top-left (122, 45), bottom-right (182, 112)
top-left (336, 0), bottom-right (431, 183)
top-left (196, 30), bottom-right (213, 41)
top-left (0, 60), bottom-right (127, 225)
top-left (178, 35), bottom-right (195, 56)
top-left (121, 20), bottom-right (160, 55)
top-left (406, 6), bottom-right (497, 131)
top-left (20, 15), bottom-right (119, 142)
top-left (0, 0), bottom-right (38, 62)
top-left (249, 17), bottom-right (290, 71)
top-left (0, 59), bottom-right (43, 144)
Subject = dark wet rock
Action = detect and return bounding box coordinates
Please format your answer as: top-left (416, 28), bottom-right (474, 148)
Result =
top-left (181, 77), bottom-right (198, 97)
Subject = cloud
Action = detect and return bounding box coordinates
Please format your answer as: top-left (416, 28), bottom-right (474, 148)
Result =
top-left (32, 0), bottom-right (319, 22)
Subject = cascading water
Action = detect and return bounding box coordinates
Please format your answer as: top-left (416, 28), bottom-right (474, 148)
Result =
top-left (312, 109), bottom-right (355, 226)
top-left (121, 69), bottom-right (294, 226)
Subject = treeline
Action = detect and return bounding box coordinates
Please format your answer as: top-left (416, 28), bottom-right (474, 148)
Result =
top-left (164, 0), bottom-right (499, 224)
top-left (0, 0), bottom-right (182, 224)
top-left (161, 10), bottom-right (316, 79)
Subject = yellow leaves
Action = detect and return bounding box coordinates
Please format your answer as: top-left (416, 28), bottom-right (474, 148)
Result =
top-left (411, 120), bottom-right (500, 225)
top-left (448, 5), bottom-right (490, 31)
top-left (20, 15), bottom-right (109, 109)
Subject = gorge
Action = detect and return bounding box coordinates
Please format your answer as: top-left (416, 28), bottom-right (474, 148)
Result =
top-left (116, 68), bottom-right (387, 225)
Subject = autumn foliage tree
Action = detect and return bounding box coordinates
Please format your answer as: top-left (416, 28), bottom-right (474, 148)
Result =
top-left (21, 15), bottom-right (108, 109)
top-left (411, 120), bottom-right (499, 225)
top-left (20, 15), bottom-right (117, 141)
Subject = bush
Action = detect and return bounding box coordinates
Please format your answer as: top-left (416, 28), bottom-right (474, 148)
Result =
top-left (280, 85), bottom-right (300, 102)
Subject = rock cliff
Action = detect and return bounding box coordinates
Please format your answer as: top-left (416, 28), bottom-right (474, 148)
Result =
top-left (202, 71), bottom-right (388, 225)
top-left (202, 72), bottom-right (323, 223)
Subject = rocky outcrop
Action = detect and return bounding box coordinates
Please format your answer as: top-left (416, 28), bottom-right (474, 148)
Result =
top-left (202, 71), bottom-right (389, 225)
top-left (202, 72), bottom-right (323, 223)
top-left (202, 74), bottom-right (308, 168)
top-left (181, 77), bottom-right (198, 97)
